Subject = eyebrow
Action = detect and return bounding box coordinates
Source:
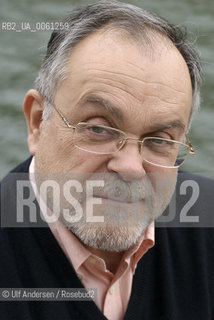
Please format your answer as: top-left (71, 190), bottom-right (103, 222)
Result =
top-left (148, 120), bottom-right (186, 134)
top-left (78, 94), bottom-right (124, 122)
top-left (77, 93), bottom-right (186, 133)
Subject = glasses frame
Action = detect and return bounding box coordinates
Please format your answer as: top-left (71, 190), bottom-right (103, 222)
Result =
top-left (50, 101), bottom-right (195, 168)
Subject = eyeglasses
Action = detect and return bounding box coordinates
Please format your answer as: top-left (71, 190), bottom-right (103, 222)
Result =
top-left (50, 101), bottom-right (195, 169)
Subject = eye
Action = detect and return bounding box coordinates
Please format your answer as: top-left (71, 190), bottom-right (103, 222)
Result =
top-left (144, 138), bottom-right (174, 153)
top-left (88, 125), bottom-right (109, 135)
top-left (151, 138), bottom-right (172, 146)
top-left (78, 123), bottom-right (116, 140)
top-left (77, 123), bottom-right (122, 143)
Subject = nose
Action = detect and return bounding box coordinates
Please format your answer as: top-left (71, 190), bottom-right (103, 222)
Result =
top-left (107, 140), bottom-right (146, 181)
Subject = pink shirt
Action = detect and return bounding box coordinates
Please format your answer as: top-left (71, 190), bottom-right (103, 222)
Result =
top-left (29, 157), bottom-right (154, 320)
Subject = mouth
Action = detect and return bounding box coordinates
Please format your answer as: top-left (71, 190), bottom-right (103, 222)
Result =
top-left (93, 195), bottom-right (142, 204)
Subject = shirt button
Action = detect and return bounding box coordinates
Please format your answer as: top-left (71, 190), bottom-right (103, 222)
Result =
top-left (109, 286), bottom-right (115, 294)
top-left (77, 273), bottom-right (83, 280)
top-left (89, 257), bottom-right (96, 264)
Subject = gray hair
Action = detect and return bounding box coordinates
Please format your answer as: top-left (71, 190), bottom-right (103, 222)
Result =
top-left (34, 0), bottom-right (202, 125)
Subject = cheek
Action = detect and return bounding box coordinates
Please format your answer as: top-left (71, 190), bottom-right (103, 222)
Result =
top-left (34, 124), bottom-right (75, 172)
top-left (35, 142), bottom-right (84, 173)
top-left (35, 128), bottom-right (108, 174)
top-left (149, 170), bottom-right (177, 213)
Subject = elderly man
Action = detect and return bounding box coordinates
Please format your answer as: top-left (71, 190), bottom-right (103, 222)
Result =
top-left (1, 1), bottom-right (214, 319)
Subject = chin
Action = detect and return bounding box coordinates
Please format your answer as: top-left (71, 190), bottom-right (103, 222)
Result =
top-left (60, 216), bottom-right (152, 252)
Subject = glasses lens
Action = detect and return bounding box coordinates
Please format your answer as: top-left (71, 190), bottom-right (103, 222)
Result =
top-left (74, 123), bottom-right (125, 154)
top-left (142, 138), bottom-right (189, 168)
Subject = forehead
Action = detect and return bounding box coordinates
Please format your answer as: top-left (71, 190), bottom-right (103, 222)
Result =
top-left (54, 29), bottom-right (192, 130)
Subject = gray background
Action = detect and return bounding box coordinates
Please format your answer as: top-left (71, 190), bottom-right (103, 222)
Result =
top-left (0, 0), bottom-right (213, 179)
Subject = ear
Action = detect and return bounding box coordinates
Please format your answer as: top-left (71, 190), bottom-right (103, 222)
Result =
top-left (23, 89), bottom-right (44, 155)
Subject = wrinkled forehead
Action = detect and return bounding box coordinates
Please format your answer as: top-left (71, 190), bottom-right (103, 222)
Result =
top-left (53, 28), bottom-right (192, 132)
top-left (62, 28), bottom-right (191, 89)
top-left (56, 28), bottom-right (192, 102)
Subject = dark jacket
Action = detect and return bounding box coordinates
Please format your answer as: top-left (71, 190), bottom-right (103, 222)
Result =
top-left (0, 158), bottom-right (214, 320)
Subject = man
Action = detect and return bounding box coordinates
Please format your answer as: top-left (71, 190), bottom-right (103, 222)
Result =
top-left (1, 1), bottom-right (214, 319)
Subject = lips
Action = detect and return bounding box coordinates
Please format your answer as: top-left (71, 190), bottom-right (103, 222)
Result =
top-left (93, 195), bottom-right (141, 204)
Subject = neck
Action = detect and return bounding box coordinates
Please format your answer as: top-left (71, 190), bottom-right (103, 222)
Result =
top-left (85, 246), bottom-right (124, 274)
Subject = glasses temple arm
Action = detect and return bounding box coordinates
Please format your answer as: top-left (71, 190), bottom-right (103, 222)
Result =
top-left (185, 134), bottom-right (195, 154)
top-left (46, 99), bottom-right (75, 129)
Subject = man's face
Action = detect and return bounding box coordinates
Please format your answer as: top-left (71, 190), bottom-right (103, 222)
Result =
top-left (32, 30), bottom-right (192, 251)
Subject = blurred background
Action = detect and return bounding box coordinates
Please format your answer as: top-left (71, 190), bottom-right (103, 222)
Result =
top-left (0, 0), bottom-right (213, 179)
